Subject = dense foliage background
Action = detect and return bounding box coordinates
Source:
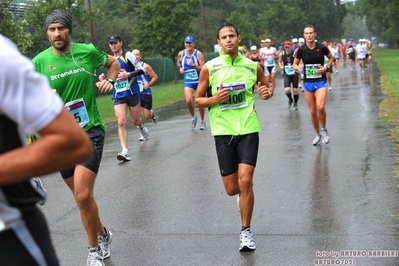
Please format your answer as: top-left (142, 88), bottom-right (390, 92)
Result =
top-left (1, 0), bottom-right (397, 72)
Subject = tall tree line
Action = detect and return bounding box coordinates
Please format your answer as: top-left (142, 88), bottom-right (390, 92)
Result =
top-left (0, 0), bottom-right (397, 62)
top-left (352, 0), bottom-right (399, 48)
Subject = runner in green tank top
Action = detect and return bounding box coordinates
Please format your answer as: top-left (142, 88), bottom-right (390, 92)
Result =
top-left (195, 22), bottom-right (273, 252)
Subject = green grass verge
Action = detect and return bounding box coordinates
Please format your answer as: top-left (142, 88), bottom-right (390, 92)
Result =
top-left (97, 79), bottom-right (185, 123)
top-left (374, 49), bottom-right (399, 123)
top-left (374, 48), bottom-right (399, 174)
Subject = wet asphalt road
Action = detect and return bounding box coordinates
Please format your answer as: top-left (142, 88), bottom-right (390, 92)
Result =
top-left (40, 61), bottom-right (399, 266)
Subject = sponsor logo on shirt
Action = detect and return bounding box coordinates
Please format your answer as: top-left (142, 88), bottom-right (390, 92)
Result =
top-left (50, 68), bottom-right (86, 81)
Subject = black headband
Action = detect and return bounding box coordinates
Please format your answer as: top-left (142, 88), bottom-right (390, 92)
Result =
top-left (45, 10), bottom-right (73, 33)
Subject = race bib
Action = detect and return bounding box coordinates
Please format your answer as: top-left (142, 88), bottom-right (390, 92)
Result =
top-left (285, 65), bottom-right (295, 75)
top-left (266, 59), bottom-right (275, 66)
top-left (305, 64), bottom-right (322, 79)
top-left (65, 98), bottom-right (89, 128)
top-left (114, 78), bottom-right (130, 94)
top-left (185, 69), bottom-right (198, 80)
top-left (219, 83), bottom-right (248, 111)
top-left (138, 81), bottom-right (144, 92)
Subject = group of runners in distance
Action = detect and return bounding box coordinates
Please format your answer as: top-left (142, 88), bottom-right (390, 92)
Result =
top-left (1, 7), bottom-right (376, 265)
top-left (240, 31), bottom-right (373, 147)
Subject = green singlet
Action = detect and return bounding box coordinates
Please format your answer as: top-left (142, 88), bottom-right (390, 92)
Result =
top-left (33, 43), bottom-right (109, 131)
top-left (206, 53), bottom-right (261, 136)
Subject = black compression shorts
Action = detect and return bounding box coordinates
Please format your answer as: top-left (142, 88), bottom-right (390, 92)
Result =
top-left (214, 132), bottom-right (259, 176)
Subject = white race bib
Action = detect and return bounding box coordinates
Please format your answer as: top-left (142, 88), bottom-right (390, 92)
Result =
top-left (219, 83), bottom-right (248, 111)
top-left (65, 98), bottom-right (89, 127)
top-left (114, 78), bottom-right (130, 94)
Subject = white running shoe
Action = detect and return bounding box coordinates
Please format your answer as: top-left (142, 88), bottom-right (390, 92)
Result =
top-left (152, 113), bottom-right (158, 124)
top-left (87, 248), bottom-right (104, 266)
top-left (117, 152), bottom-right (131, 162)
top-left (98, 227), bottom-right (113, 259)
top-left (191, 116), bottom-right (197, 130)
top-left (140, 126), bottom-right (149, 140)
top-left (312, 133), bottom-right (322, 146)
top-left (321, 128), bottom-right (330, 144)
top-left (200, 121), bottom-right (206, 130)
top-left (239, 229), bottom-right (256, 251)
top-left (139, 132), bottom-right (149, 141)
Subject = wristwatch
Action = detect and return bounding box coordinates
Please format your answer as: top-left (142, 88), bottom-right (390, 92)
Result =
top-left (106, 78), bottom-right (115, 85)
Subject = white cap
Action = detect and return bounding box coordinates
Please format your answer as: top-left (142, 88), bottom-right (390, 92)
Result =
top-left (298, 37), bottom-right (305, 43)
top-left (250, 45), bottom-right (257, 51)
top-left (292, 38), bottom-right (298, 43)
top-left (264, 38), bottom-right (271, 43)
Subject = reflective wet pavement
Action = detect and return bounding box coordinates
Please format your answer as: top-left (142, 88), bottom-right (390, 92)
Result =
top-left (41, 62), bottom-right (399, 265)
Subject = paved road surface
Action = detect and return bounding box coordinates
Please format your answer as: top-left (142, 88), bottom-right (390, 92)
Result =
top-left (40, 61), bottom-right (399, 266)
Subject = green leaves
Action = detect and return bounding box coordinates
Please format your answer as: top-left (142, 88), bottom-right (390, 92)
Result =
top-left (0, 0), bottom-right (32, 55)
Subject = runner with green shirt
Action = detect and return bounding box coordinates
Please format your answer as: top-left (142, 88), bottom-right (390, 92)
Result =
top-left (195, 22), bottom-right (273, 252)
top-left (32, 10), bottom-right (120, 266)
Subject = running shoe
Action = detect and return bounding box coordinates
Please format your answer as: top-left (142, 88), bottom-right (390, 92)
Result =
top-left (139, 132), bottom-right (149, 141)
top-left (33, 177), bottom-right (47, 206)
top-left (140, 126), bottom-right (149, 140)
top-left (293, 103), bottom-right (298, 110)
top-left (152, 113), bottom-right (158, 124)
top-left (200, 121), bottom-right (206, 130)
top-left (87, 248), bottom-right (104, 266)
top-left (287, 100), bottom-right (293, 109)
top-left (117, 152), bottom-right (131, 162)
top-left (98, 227), bottom-right (113, 259)
top-left (312, 133), bottom-right (322, 146)
top-left (239, 229), bottom-right (256, 251)
top-left (329, 87), bottom-right (332, 91)
top-left (191, 116), bottom-right (197, 130)
top-left (321, 128), bottom-right (330, 144)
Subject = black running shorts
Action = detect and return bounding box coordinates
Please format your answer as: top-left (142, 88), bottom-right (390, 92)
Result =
top-left (140, 94), bottom-right (153, 110)
top-left (60, 127), bottom-right (104, 178)
top-left (214, 132), bottom-right (259, 176)
top-left (113, 94), bottom-right (140, 107)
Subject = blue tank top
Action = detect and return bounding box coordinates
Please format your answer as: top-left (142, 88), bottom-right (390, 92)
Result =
top-left (113, 54), bottom-right (140, 99)
top-left (181, 49), bottom-right (200, 85)
top-left (137, 62), bottom-right (152, 95)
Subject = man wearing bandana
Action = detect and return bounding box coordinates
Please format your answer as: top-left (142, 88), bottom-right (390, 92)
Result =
top-left (32, 10), bottom-right (120, 266)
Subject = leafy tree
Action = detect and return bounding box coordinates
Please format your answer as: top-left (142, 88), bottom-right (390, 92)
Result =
top-left (354, 0), bottom-right (398, 48)
top-left (131, 0), bottom-right (201, 82)
top-left (190, 6), bottom-right (226, 53)
top-left (0, 0), bottom-right (32, 54)
top-left (24, 0), bottom-right (89, 57)
top-left (91, 0), bottom-right (132, 53)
